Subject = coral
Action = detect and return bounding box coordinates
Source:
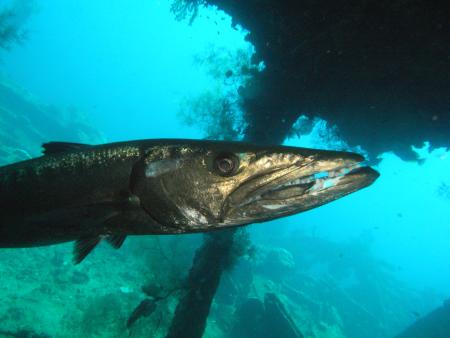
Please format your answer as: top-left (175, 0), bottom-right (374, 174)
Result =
top-left (177, 45), bottom-right (258, 140)
top-left (170, 0), bottom-right (206, 24)
top-left (224, 229), bottom-right (254, 270)
top-left (0, 9), bottom-right (24, 49)
top-left (0, 0), bottom-right (35, 50)
top-left (254, 246), bottom-right (295, 282)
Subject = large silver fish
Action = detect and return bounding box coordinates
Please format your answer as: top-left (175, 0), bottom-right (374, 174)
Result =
top-left (0, 139), bottom-right (379, 263)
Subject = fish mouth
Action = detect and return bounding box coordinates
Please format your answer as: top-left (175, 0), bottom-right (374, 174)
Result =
top-left (261, 164), bottom-right (377, 200)
top-left (223, 154), bottom-right (379, 223)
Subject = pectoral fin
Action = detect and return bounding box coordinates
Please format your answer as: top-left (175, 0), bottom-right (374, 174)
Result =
top-left (106, 234), bottom-right (127, 249)
top-left (73, 236), bottom-right (101, 264)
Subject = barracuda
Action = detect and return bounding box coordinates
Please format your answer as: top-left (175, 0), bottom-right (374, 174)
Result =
top-left (0, 139), bottom-right (379, 263)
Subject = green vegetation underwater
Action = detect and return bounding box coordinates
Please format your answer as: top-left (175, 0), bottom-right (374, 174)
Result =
top-left (0, 0), bottom-right (449, 337)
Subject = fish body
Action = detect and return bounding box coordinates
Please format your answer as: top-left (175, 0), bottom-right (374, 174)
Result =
top-left (127, 298), bottom-right (157, 328)
top-left (0, 139), bottom-right (379, 262)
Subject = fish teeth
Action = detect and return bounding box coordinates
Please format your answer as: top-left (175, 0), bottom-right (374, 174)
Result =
top-left (282, 163), bottom-right (361, 187)
top-left (240, 163), bottom-right (362, 207)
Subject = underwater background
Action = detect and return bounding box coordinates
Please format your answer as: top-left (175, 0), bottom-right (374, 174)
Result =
top-left (0, 0), bottom-right (449, 337)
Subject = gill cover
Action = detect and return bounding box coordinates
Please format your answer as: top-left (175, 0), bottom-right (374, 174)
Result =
top-left (129, 144), bottom-right (232, 230)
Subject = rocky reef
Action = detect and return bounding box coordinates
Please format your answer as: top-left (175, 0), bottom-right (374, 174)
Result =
top-left (0, 77), bottom-right (103, 165)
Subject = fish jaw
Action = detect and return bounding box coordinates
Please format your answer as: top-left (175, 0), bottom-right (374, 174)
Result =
top-left (220, 150), bottom-right (379, 226)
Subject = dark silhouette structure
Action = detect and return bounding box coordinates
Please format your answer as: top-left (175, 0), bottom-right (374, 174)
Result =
top-left (227, 0), bottom-right (448, 160)
top-left (166, 231), bottom-right (236, 338)
top-left (178, 0), bottom-right (449, 160)
top-left (166, 1), bottom-right (449, 337)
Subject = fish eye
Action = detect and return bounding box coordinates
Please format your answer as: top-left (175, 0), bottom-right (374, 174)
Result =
top-left (213, 153), bottom-right (239, 176)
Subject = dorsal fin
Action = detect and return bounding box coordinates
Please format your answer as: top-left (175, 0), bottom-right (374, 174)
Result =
top-left (42, 142), bottom-right (91, 155)
top-left (73, 236), bottom-right (101, 264)
top-left (106, 234), bottom-right (127, 249)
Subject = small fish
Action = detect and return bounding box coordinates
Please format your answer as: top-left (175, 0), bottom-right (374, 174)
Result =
top-left (225, 70), bottom-right (233, 78)
top-left (127, 298), bottom-right (157, 328)
top-left (0, 139), bottom-right (379, 263)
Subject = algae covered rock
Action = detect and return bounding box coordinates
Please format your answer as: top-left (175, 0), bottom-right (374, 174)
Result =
top-left (229, 293), bottom-right (304, 338)
top-left (254, 246), bottom-right (295, 282)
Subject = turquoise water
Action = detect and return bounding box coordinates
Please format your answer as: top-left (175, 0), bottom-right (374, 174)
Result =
top-left (0, 1), bottom-right (449, 337)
